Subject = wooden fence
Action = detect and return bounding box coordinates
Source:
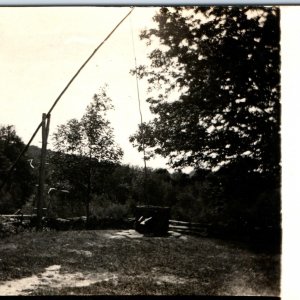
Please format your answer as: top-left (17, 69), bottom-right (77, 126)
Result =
top-left (114, 217), bottom-right (210, 237)
top-left (168, 219), bottom-right (209, 237)
top-left (1, 214), bottom-right (209, 237)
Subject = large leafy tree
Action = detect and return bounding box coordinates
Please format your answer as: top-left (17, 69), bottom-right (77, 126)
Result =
top-left (130, 6), bottom-right (280, 176)
top-left (0, 125), bottom-right (35, 213)
top-left (52, 87), bottom-right (123, 219)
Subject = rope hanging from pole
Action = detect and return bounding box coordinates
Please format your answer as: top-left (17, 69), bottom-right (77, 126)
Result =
top-left (130, 11), bottom-right (148, 206)
top-left (0, 7), bottom-right (135, 192)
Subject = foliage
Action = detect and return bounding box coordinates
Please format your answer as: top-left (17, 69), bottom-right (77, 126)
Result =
top-left (130, 7), bottom-right (280, 176)
top-left (0, 125), bottom-right (35, 213)
top-left (30, 141), bottom-right (280, 241)
top-left (51, 86), bottom-right (123, 219)
top-left (53, 87), bottom-right (123, 161)
top-left (90, 195), bottom-right (130, 220)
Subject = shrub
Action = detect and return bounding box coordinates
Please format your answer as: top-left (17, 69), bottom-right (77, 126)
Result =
top-left (90, 195), bottom-right (131, 220)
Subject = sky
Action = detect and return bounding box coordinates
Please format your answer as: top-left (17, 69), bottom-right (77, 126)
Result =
top-left (0, 5), bottom-right (300, 298)
top-left (0, 6), bottom-right (297, 171)
top-left (0, 6), bottom-right (169, 170)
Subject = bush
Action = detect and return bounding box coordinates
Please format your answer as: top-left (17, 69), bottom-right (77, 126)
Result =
top-left (90, 195), bottom-right (131, 220)
top-left (0, 221), bottom-right (17, 238)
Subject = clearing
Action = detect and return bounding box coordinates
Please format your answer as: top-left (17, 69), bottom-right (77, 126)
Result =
top-left (0, 229), bottom-right (280, 296)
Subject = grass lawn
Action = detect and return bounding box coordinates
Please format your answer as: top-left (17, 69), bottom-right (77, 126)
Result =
top-left (0, 229), bottom-right (280, 296)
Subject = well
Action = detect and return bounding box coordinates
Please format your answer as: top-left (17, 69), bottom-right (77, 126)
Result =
top-left (134, 205), bottom-right (170, 236)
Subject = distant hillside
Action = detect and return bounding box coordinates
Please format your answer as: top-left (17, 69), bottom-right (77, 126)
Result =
top-left (27, 145), bottom-right (56, 161)
top-left (27, 145), bottom-right (41, 160)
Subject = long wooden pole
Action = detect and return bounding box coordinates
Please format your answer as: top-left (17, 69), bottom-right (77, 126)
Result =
top-left (36, 113), bottom-right (50, 231)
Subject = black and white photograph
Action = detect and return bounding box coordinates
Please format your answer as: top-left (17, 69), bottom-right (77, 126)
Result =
top-left (0, 3), bottom-right (290, 297)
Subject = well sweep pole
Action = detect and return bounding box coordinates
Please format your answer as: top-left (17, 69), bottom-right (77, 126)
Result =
top-left (36, 113), bottom-right (50, 231)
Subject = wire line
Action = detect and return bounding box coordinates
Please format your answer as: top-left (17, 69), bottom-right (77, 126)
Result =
top-left (130, 11), bottom-right (148, 206)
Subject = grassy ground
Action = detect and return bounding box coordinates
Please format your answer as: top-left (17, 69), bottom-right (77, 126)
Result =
top-left (0, 229), bottom-right (280, 296)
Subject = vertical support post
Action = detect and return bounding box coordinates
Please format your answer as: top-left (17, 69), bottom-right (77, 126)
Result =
top-left (36, 113), bottom-right (50, 231)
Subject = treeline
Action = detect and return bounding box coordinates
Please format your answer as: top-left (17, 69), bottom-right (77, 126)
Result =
top-left (0, 125), bottom-right (35, 213)
top-left (0, 127), bottom-right (280, 244)
top-left (47, 153), bottom-right (281, 243)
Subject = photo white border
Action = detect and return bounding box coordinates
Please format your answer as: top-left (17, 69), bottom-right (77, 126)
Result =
top-left (0, 2), bottom-right (297, 299)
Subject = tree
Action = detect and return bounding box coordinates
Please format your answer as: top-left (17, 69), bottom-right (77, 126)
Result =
top-left (52, 86), bottom-right (123, 219)
top-left (130, 7), bottom-right (280, 176)
top-left (0, 125), bottom-right (35, 213)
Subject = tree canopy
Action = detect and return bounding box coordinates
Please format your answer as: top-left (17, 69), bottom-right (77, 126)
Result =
top-left (53, 86), bottom-right (123, 162)
top-left (51, 86), bottom-right (123, 218)
top-left (130, 7), bottom-right (280, 175)
top-left (0, 125), bottom-right (35, 213)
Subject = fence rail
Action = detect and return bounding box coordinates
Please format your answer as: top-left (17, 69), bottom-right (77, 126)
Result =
top-left (169, 219), bottom-right (209, 237)
top-left (129, 217), bottom-right (209, 236)
top-left (0, 214), bottom-right (33, 220)
top-left (0, 214), bottom-right (209, 237)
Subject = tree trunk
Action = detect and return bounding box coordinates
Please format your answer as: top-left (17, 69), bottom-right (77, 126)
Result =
top-left (86, 177), bottom-right (91, 221)
top-left (85, 196), bottom-right (90, 221)
top-left (86, 151), bottom-right (92, 222)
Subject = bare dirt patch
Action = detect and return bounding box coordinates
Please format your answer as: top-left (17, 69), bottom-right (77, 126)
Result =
top-left (0, 264), bottom-right (119, 295)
